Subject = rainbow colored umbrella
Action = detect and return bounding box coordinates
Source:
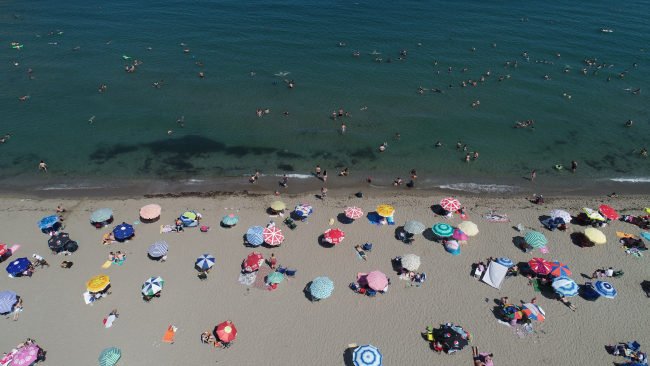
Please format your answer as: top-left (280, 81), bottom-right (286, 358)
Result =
top-left (295, 204), bottom-right (313, 217)
top-left (549, 261), bottom-right (571, 277)
top-left (503, 304), bottom-right (524, 319)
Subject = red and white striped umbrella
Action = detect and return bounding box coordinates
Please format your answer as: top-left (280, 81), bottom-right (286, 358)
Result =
top-left (263, 227), bottom-right (284, 246)
top-left (441, 197), bottom-right (461, 211)
top-left (324, 228), bottom-right (345, 244)
top-left (344, 206), bottom-right (364, 219)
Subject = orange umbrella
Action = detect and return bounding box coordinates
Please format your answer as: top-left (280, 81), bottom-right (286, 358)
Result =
top-left (215, 321), bottom-right (237, 342)
top-left (140, 204), bottom-right (161, 220)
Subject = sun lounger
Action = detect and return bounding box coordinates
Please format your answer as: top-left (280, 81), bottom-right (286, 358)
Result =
top-left (162, 326), bottom-right (177, 342)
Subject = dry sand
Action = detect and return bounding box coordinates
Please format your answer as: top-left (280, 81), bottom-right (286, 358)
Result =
top-left (0, 192), bottom-right (648, 365)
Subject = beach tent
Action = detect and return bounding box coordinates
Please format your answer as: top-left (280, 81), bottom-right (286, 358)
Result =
top-left (481, 261), bottom-right (508, 289)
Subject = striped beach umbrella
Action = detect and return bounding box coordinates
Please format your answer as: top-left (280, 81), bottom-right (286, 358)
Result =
top-left (528, 258), bottom-right (552, 275)
top-left (12, 345), bottom-right (39, 366)
top-left (267, 271), bottom-right (285, 284)
top-left (458, 221), bottom-right (479, 236)
top-left (432, 223), bottom-right (454, 237)
top-left (525, 231), bottom-right (547, 248)
top-left (222, 214), bottom-right (239, 225)
top-left (445, 240), bottom-right (461, 255)
top-left (0, 291), bottom-right (17, 313)
top-left (550, 209), bottom-right (571, 223)
top-left (584, 228), bottom-right (606, 244)
top-left (353, 344), bottom-right (382, 366)
top-left (440, 197), bottom-right (461, 211)
top-left (376, 205), bottom-right (395, 217)
top-left (246, 226), bottom-right (264, 246)
top-left (196, 254), bottom-right (215, 269)
top-left (310, 277), bottom-right (334, 299)
top-left (366, 271), bottom-right (388, 291)
top-left (404, 221), bottom-right (425, 235)
top-left (91, 208), bottom-right (113, 223)
top-left (552, 276), bottom-right (578, 297)
top-left (148, 242), bottom-right (168, 257)
top-left (401, 254), bottom-right (421, 271)
top-left (496, 258), bottom-right (514, 267)
top-left (522, 303), bottom-right (546, 322)
top-left (98, 347), bottom-right (121, 366)
top-left (263, 226), bottom-right (284, 246)
top-left (142, 276), bottom-right (164, 296)
top-left (583, 207), bottom-right (605, 221)
top-left (139, 204), bottom-right (161, 220)
top-left (324, 228), bottom-right (345, 244)
top-left (504, 304), bottom-right (524, 319)
top-left (344, 206), bottom-right (363, 219)
top-left (37, 215), bottom-right (59, 229)
top-left (549, 261), bottom-right (571, 277)
top-left (295, 204), bottom-right (313, 217)
top-left (594, 281), bottom-right (617, 298)
top-left (243, 252), bottom-right (264, 272)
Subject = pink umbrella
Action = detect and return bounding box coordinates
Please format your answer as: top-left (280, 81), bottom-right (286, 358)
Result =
top-left (11, 345), bottom-right (39, 366)
top-left (140, 204), bottom-right (162, 220)
top-left (263, 227), bottom-right (284, 246)
top-left (324, 228), bottom-right (345, 244)
top-left (344, 206), bottom-right (364, 219)
top-left (441, 197), bottom-right (461, 211)
top-left (453, 229), bottom-right (468, 241)
top-left (366, 270), bottom-right (388, 291)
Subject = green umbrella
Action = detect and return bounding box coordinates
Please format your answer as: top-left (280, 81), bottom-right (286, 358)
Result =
top-left (91, 208), bottom-right (113, 223)
top-left (267, 271), bottom-right (285, 284)
top-left (310, 277), bottom-right (334, 299)
top-left (432, 223), bottom-right (454, 237)
top-left (404, 221), bottom-right (425, 234)
top-left (98, 347), bottom-right (121, 366)
top-left (525, 231), bottom-right (548, 248)
top-left (222, 214), bottom-right (239, 225)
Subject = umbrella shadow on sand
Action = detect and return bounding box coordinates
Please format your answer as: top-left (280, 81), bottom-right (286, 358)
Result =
top-left (337, 213), bottom-right (350, 224)
top-left (343, 347), bottom-right (355, 366)
top-left (393, 226), bottom-right (405, 240)
top-left (317, 235), bottom-right (335, 248)
top-left (302, 281), bottom-right (314, 301)
top-left (538, 215), bottom-right (551, 223)
top-left (422, 229), bottom-right (437, 242)
top-left (430, 204), bottom-right (445, 215)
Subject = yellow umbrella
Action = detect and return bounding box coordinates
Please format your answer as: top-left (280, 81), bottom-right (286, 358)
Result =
top-left (87, 274), bottom-right (110, 292)
top-left (583, 208), bottom-right (605, 221)
top-left (376, 205), bottom-right (395, 217)
top-left (270, 201), bottom-right (286, 211)
top-left (584, 228), bottom-right (606, 244)
top-left (458, 221), bottom-right (479, 236)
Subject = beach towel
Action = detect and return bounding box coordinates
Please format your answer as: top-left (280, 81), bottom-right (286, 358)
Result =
top-left (355, 248), bottom-right (364, 259)
top-left (617, 232), bottom-right (635, 238)
top-left (458, 240), bottom-right (468, 245)
top-left (532, 279), bottom-right (554, 294)
top-left (252, 267), bottom-right (273, 290)
top-left (459, 212), bottom-right (468, 220)
top-left (160, 225), bottom-right (173, 233)
top-left (238, 272), bottom-right (257, 285)
top-left (480, 353), bottom-right (494, 366)
top-left (162, 325), bottom-right (177, 342)
top-left (387, 216), bottom-right (395, 225)
top-left (104, 314), bottom-right (116, 328)
top-left (509, 323), bottom-right (531, 339)
top-left (641, 232), bottom-right (650, 241)
top-left (9, 245), bottom-right (20, 253)
top-left (367, 214), bottom-right (381, 225)
top-left (486, 214), bottom-right (511, 223)
top-left (83, 291), bottom-right (93, 305)
top-left (101, 261), bottom-right (112, 268)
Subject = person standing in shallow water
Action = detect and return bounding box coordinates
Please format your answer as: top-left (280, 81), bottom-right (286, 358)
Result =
top-left (531, 170), bottom-right (536, 181)
top-left (571, 161), bottom-right (577, 172)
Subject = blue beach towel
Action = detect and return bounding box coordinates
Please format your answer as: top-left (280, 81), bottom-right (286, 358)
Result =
top-left (387, 216), bottom-right (395, 225)
top-left (355, 247), bottom-right (364, 259)
top-left (367, 214), bottom-right (381, 225)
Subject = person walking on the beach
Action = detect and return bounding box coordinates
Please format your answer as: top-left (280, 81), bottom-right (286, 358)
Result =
top-left (531, 170), bottom-right (536, 181)
top-left (39, 161), bottom-right (47, 172)
top-left (321, 187), bottom-right (328, 201)
top-left (269, 253), bottom-right (277, 269)
top-left (315, 165), bottom-right (321, 179)
top-left (13, 298), bottom-right (22, 321)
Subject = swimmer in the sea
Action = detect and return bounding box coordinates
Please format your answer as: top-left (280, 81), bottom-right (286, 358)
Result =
top-left (626, 120), bottom-right (633, 127)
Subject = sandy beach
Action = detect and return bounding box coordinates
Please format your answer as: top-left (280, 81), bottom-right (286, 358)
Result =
top-left (0, 190), bottom-right (648, 365)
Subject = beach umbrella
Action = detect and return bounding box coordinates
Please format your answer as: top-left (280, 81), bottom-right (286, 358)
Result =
top-left (87, 274), bottom-right (110, 292)
top-left (12, 345), bottom-right (39, 366)
top-left (458, 221), bottom-right (479, 236)
top-left (91, 208), bottom-right (113, 223)
top-left (222, 214), bottom-right (239, 225)
top-left (432, 223), bottom-right (454, 237)
top-left (98, 347), bottom-right (121, 366)
top-left (48, 233), bottom-right (70, 250)
top-left (140, 204), bottom-right (161, 220)
top-left (0, 291), bottom-right (17, 313)
top-left (552, 276), bottom-right (578, 297)
top-left (267, 271), bottom-right (285, 284)
top-left (441, 331), bottom-right (469, 352)
top-left (324, 228), bottom-right (345, 244)
top-left (344, 206), bottom-right (363, 219)
top-left (310, 277), bottom-right (334, 299)
top-left (522, 303), bottom-right (546, 322)
top-left (148, 242), bottom-right (168, 257)
top-left (246, 226), bottom-right (264, 246)
top-left (263, 226), bottom-right (284, 246)
top-left (584, 228), bottom-right (606, 244)
top-left (583, 208), bottom-right (605, 221)
top-left (376, 205), bottom-right (395, 217)
top-left (37, 215), bottom-right (58, 229)
top-left (549, 261), bottom-right (571, 277)
top-left (524, 231), bottom-right (547, 248)
top-left (404, 221), bottom-right (425, 235)
top-left (243, 252), bottom-right (264, 272)
top-left (452, 229), bottom-right (468, 241)
top-left (196, 254), bottom-right (215, 269)
top-left (0, 244), bottom-right (7, 256)
top-left (295, 204), bottom-right (313, 217)
top-left (112, 223), bottom-right (134, 240)
top-left (496, 258), bottom-right (514, 267)
top-left (6, 258), bottom-right (30, 276)
top-left (142, 276), bottom-right (164, 296)
top-left (528, 258), bottom-right (552, 275)
top-left (550, 209), bottom-right (572, 223)
top-left (594, 281), bottom-right (617, 298)
top-left (503, 304), bottom-right (524, 319)
top-left (401, 254), bottom-right (421, 271)
top-left (440, 197), bottom-right (461, 211)
top-left (598, 205), bottom-right (618, 220)
top-left (366, 271), bottom-right (388, 291)
top-left (445, 240), bottom-right (461, 255)
top-left (216, 321), bottom-right (237, 342)
top-left (353, 344), bottom-right (382, 366)
top-left (270, 201), bottom-right (286, 211)
top-left (180, 211), bottom-right (197, 225)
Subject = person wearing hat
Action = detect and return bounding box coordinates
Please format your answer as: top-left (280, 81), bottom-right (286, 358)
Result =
top-left (32, 254), bottom-right (50, 268)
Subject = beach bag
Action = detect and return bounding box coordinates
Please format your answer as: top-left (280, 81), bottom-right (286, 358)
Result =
top-left (200, 226), bottom-right (210, 232)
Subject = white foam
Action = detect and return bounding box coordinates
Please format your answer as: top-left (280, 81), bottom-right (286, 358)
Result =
top-left (40, 184), bottom-right (108, 190)
top-left (610, 177), bottom-right (650, 183)
top-left (438, 183), bottom-right (519, 194)
top-left (186, 179), bottom-right (204, 183)
top-left (273, 174), bottom-right (312, 179)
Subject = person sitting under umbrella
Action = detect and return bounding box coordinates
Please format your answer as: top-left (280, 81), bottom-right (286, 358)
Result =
top-left (175, 218), bottom-right (184, 232)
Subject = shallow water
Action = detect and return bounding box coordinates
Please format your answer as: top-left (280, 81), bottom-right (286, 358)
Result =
top-left (1, 0), bottom-right (649, 193)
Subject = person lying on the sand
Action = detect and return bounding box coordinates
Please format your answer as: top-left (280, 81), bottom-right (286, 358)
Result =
top-left (472, 346), bottom-right (493, 366)
top-left (557, 295), bottom-right (577, 311)
top-left (354, 245), bottom-right (368, 261)
top-left (102, 232), bottom-right (115, 244)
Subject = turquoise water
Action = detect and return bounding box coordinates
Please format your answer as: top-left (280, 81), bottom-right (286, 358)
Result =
top-left (1, 0), bottom-right (649, 192)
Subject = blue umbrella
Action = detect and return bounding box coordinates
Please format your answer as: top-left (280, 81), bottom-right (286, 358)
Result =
top-left (295, 204), bottom-right (313, 217)
top-left (353, 344), bottom-right (382, 366)
top-left (246, 226), bottom-right (264, 246)
top-left (6, 258), bottom-right (31, 275)
top-left (148, 242), bottom-right (168, 257)
top-left (310, 277), bottom-right (334, 299)
top-left (496, 258), bottom-right (514, 267)
top-left (196, 254), bottom-right (215, 269)
top-left (113, 223), bottom-right (134, 240)
top-left (552, 276), bottom-right (579, 297)
top-left (0, 291), bottom-right (17, 313)
top-left (594, 281), bottom-right (617, 298)
top-left (37, 215), bottom-right (59, 229)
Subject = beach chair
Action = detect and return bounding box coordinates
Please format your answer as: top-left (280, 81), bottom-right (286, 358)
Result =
top-left (284, 218), bottom-right (297, 230)
top-left (366, 289), bottom-right (377, 297)
top-left (285, 269), bottom-right (297, 277)
top-left (349, 282), bottom-right (360, 292)
top-left (198, 273), bottom-right (208, 281)
top-left (474, 263), bottom-right (484, 279)
top-left (362, 243), bottom-right (372, 252)
top-left (277, 267), bottom-right (287, 274)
